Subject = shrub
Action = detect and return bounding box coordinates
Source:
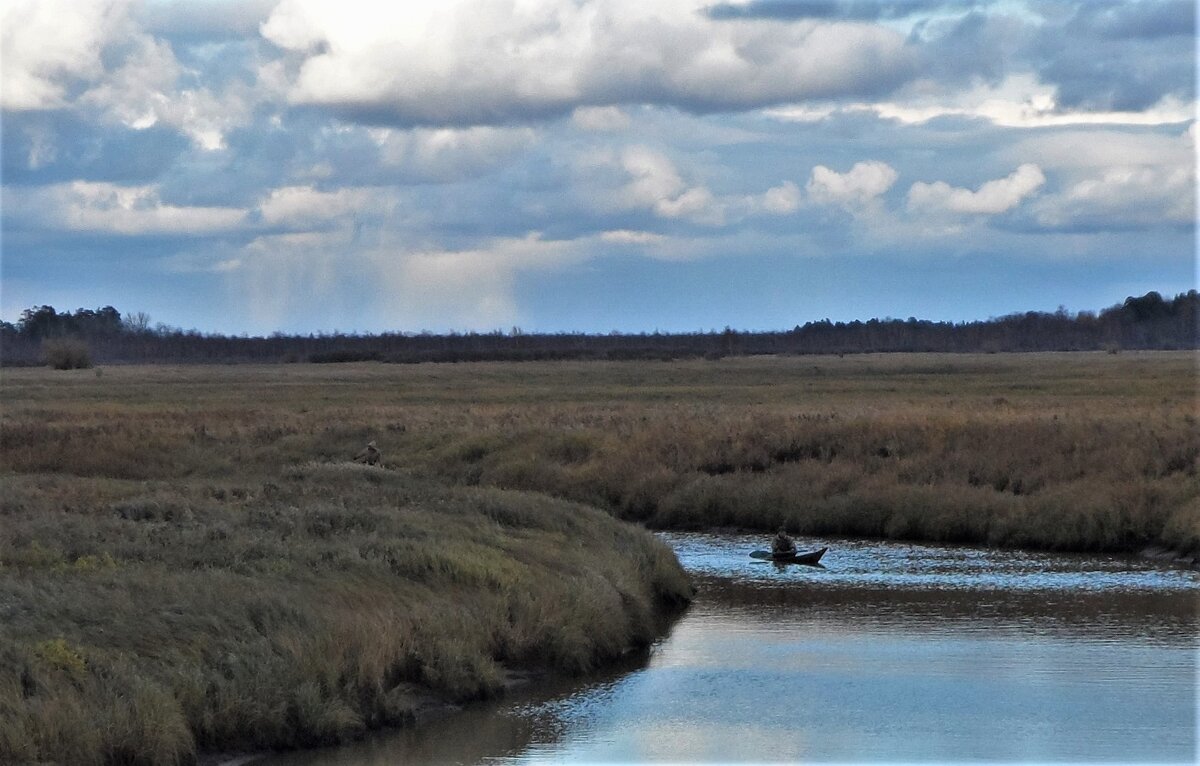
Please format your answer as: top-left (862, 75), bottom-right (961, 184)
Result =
top-left (42, 338), bottom-right (92, 370)
top-left (309, 350), bottom-right (382, 363)
top-left (33, 639), bottom-right (87, 678)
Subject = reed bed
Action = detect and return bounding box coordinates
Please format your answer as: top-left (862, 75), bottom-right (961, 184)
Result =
top-left (2, 352), bottom-right (1195, 556)
top-left (0, 351), bottom-right (1194, 761)
top-left (0, 462), bottom-right (689, 763)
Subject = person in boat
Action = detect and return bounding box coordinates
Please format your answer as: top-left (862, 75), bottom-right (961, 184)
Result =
top-left (771, 527), bottom-right (796, 556)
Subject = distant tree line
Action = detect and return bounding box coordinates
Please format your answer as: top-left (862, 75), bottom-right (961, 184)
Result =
top-left (1, 291), bottom-right (1196, 367)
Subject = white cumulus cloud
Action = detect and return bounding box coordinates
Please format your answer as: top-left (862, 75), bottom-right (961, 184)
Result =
top-left (768, 75), bottom-right (1196, 129)
top-left (257, 185), bottom-right (384, 228)
top-left (758, 181), bottom-right (802, 215)
top-left (580, 145), bottom-right (805, 225)
top-left (0, 0), bottom-right (125, 110)
top-left (4, 181), bottom-right (247, 235)
top-left (907, 164), bottom-right (1046, 215)
top-left (258, 0), bottom-right (913, 126)
top-left (1031, 166), bottom-right (1194, 230)
top-left (806, 161), bottom-right (898, 208)
top-left (600, 229), bottom-right (668, 245)
top-left (2, 0), bottom-right (254, 149)
top-left (369, 126), bottom-right (537, 180)
top-left (1015, 126), bottom-right (1194, 231)
top-left (612, 145), bottom-right (725, 225)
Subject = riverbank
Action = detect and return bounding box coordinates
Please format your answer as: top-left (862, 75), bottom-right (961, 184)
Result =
top-left (254, 531), bottom-right (1200, 766)
top-left (0, 466), bottom-right (691, 764)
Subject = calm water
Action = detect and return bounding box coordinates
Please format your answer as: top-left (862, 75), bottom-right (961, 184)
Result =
top-left (266, 533), bottom-right (1199, 764)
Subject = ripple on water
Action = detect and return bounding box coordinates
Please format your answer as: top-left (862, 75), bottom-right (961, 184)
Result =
top-left (660, 531), bottom-right (1200, 645)
top-left (661, 531), bottom-right (1200, 593)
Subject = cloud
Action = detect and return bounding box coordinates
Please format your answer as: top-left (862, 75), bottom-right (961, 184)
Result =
top-left (1004, 127), bottom-right (1194, 171)
top-left (767, 74), bottom-right (1195, 129)
top-left (0, 0), bottom-right (125, 111)
top-left (369, 126), bottom-right (538, 181)
top-left (384, 234), bottom-right (585, 328)
top-left (907, 164), bottom-right (1044, 215)
top-left (758, 181), bottom-right (802, 214)
top-left (1029, 165), bottom-right (1193, 231)
top-left (133, 0), bottom-right (278, 43)
top-left (916, 2), bottom-right (1196, 114)
top-left (606, 146), bottom-right (726, 225)
top-left (77, 33), bottom-right (252, 151)
top-left (600, 229), bottom-right (668, 245)
top-left (231, 230), bottom-right (358, 330)
top-left (257, 185), bottom-right (385, 229)
top-left (572, 106), bottom-right (632, 132)
top-left (1069, 0), bottom-right (1195, 41)
top-left (0, 0), bottom-right (123, 111)
top-left (806, 161), bottom-right (898, 208)
top-left (1019, 127), bottom-right (1195, 232)
top-left (4, 181), bottom-right (246, 235)
top-left (77, 35), bottom-right (181, 127)
top-left (1, 0), bottom-right (257, 149)
top-left (1043, 1), bottom-right (1195, 111)
top-left (704, 0), bottom-right (992, 22)
top-left (221, 228), bottom-right (600, 332)
top-left (579, 145), bottom-right (807, 226)
top-left (0, 110), bottom-right (193, 185)
top-left (259, 0), bottom-right (915, 127)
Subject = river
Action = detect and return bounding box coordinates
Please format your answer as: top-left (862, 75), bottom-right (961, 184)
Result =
top-left (264, 533), bottom-right (1198, 764)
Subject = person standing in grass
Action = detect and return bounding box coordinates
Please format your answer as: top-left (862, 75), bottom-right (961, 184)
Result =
top-left (772, 527), bottom-right (796, 556)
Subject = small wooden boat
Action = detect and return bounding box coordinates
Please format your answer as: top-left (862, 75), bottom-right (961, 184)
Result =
top-left (750, 546), bottom-right (828, 565)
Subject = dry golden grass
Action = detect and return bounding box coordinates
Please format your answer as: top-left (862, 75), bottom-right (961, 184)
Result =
top-left (0, 362), bottom-right (696, 763)
top-left (2, 352), bottom-right (1195, 552)
top-left (391, 352), bottom-right (1197, 554)
top-left (0, 352), bottom-right (1195, 762)
top-left (0, 466), bottom-right (690, 763)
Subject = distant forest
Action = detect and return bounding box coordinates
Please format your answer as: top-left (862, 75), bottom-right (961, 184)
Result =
top-left (1, 290), bottom-right (1196, 367)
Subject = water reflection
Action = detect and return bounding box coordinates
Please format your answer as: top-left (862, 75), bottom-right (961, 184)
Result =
top-left (667, 532), bottom-right (1200, 595)
top-left (263, 534), bottom-right (1199, 765)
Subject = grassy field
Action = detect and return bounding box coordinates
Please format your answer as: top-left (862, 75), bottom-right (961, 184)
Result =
top-left (3, 352), bottom-right (1196, 552)
top-left (1, 351), bottom-right (1196, 761)
top-left (0, 363), bottom-right (696, 765)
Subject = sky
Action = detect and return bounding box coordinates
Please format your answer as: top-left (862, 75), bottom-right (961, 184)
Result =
top-left (0, 0), bottom-right (1195, 335)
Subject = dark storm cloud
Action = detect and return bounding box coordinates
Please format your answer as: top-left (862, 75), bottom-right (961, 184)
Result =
top-left (1039, 43), bottom-right (1194, 111)
top-left (1032, 10), bottom-right (1195, 110)
top-left (913, 9), bottom-right (1027, 85)
top-left (912, 1), bottom-right (1195, 111)
top-left (1042, 2), bottom-right (1194, 110)
top-left (292, 59), bottom-right (922, 131)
